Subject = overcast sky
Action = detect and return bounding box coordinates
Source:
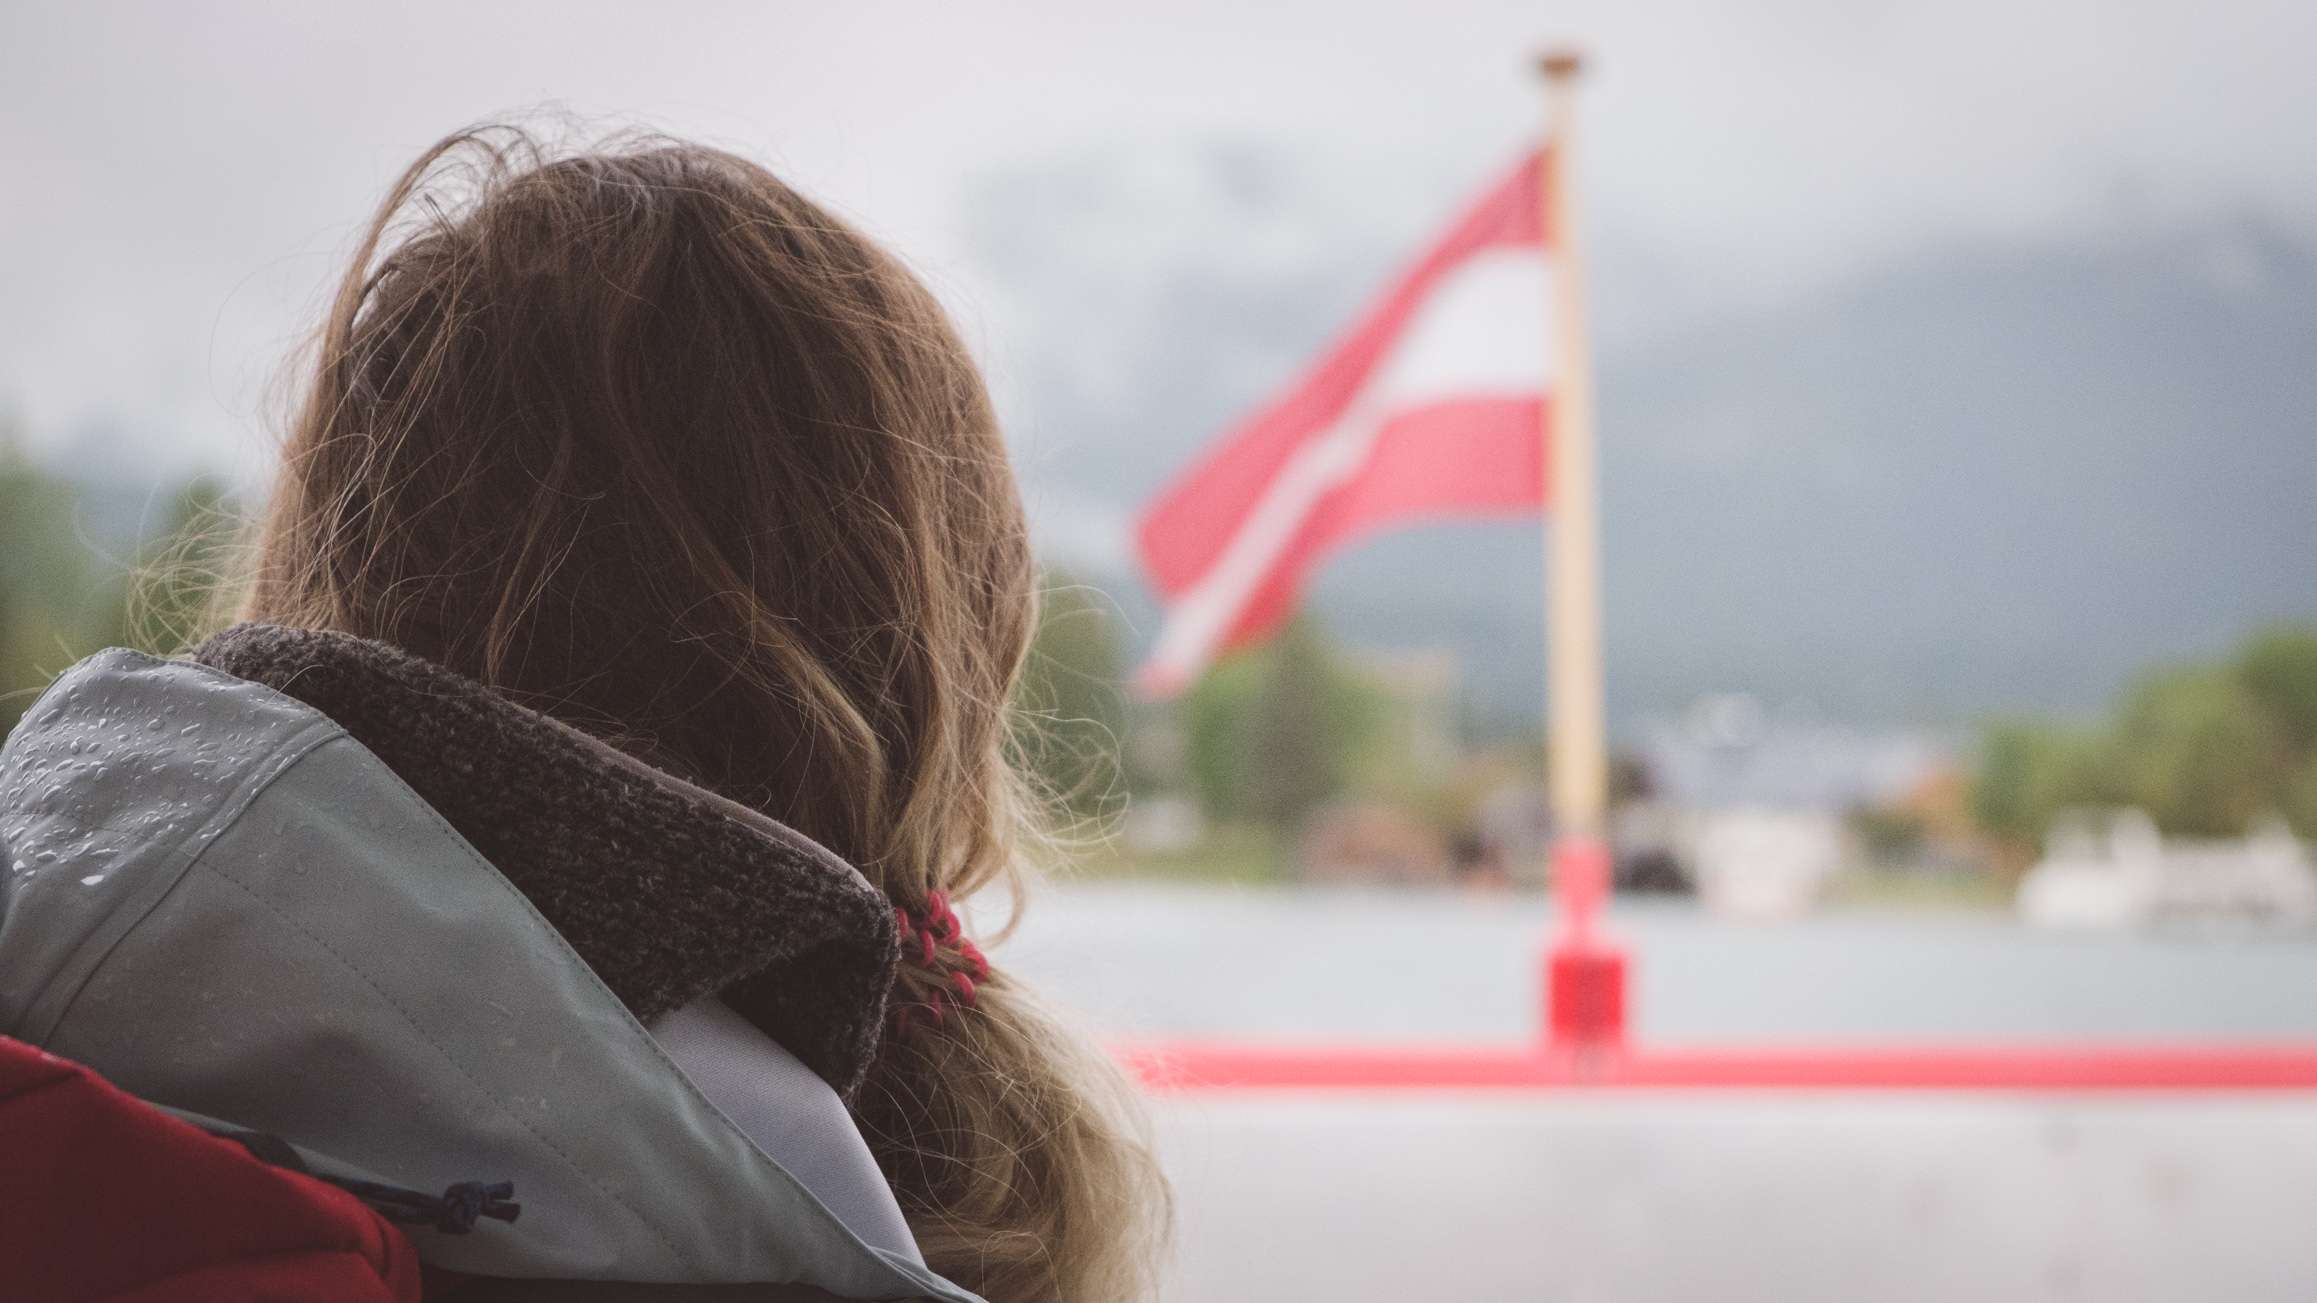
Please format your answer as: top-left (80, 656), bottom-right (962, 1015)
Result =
top-left (5, 0), bottom-right (2314, 488)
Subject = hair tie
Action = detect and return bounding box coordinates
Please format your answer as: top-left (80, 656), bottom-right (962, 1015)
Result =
top-left (890, 891), bottom-right (989, 1032)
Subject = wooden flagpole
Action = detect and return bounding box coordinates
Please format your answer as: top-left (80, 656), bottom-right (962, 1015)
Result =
top-left (1540, 49), bottom-right (1605, 848)
top-left (1537, 48), bottom-right (1625, 1048)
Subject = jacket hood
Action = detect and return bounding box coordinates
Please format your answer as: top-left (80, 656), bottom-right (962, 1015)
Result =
top-left (189, 623), bottom-right (897, 1097)
top-left (0, 639), bottom-right (980, 1302)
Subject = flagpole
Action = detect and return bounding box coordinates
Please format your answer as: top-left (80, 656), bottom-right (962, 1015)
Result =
top-left (1537, 48), bottom-right (1625, 1051)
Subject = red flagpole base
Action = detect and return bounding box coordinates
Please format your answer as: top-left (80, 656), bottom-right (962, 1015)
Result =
top-left (1548, 941), bottom-right (1628, 1047)
top-left (1545, 838), bottom-right (1628, 1049)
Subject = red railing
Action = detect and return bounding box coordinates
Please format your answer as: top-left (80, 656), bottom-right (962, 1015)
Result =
top-left (1120, 1041), bottom-right (2317, 1092)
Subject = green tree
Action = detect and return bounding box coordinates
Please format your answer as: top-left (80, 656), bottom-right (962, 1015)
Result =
top-left (2238, 627), bottom-right (2317, 756)
top-left (1972, 627), bottom-right (2317, 844)
top-left (1179, 615), bottom-right (1389, 829)
top-left (1181, 646), bottom-right (1267, 822)
top-left (0, 440), bottom-right (107, 733)
top-left (0, 422), bottom-right (241, 736)
top-left (1242, 617), bottom-right (1341, 826)
top-left (2107, 668), bottom-right (2281, 837)
top-left (1970, 720), bottom-right (2113, 847)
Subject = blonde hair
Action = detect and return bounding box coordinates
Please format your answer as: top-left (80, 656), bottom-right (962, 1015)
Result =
top-left (238, 125), bottom-right (1167, 1300)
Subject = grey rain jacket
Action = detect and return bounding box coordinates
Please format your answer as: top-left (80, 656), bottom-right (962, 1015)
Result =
top-left (0, 636), bottom-right (983, 1302)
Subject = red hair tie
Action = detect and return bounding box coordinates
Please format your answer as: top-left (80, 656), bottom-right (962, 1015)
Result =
top-left (890, 890), bottom-right (991, 1033)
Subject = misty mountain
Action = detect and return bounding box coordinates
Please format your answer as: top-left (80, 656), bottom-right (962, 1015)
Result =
top-left (968, 144), bottom-right (2317, 731)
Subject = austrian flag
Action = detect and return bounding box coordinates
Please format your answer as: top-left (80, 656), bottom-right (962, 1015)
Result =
top-left (1133, 149), bottom-right (1556, 695)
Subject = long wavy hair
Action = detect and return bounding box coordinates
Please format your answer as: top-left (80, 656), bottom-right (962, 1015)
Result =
top-left (236, 125), bottom-right (1166, 1301)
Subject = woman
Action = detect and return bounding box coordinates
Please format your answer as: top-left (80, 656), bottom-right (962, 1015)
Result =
top-left (0, 128), bottom-right (1166, 1301)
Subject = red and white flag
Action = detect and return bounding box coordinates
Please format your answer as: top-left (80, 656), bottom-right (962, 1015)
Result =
top-left (1133, 149), bottom-right (1555, 695)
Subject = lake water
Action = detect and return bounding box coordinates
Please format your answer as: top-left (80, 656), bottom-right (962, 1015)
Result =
top-left (999, 882), bottom-right (2317, 1044)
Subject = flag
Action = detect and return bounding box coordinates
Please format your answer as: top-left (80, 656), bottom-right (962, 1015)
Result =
top-left (1133, 149), bottom-right (1554, 695)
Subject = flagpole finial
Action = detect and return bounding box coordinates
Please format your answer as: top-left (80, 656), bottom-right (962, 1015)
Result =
top-left (1536, 48), bottom-right (1585, 83)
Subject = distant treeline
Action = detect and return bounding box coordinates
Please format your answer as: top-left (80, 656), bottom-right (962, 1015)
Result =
top-left (13, 439), bottom-right (2315, 865)
top-left (1972, 626), bottom-right (2317, 848)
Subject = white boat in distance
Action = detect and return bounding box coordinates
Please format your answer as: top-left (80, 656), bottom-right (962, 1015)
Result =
top-left (2017, 808), bottom-right (2317, 930)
